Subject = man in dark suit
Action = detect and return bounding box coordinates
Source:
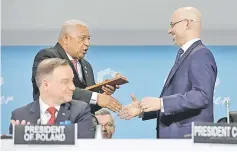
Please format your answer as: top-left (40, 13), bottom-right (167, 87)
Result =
top-left (10, 58), bottom-right (94, 138)
top-left (32, 20), bottom-right (122, 114)
top-left (119, 7), bottom-right (217, 138)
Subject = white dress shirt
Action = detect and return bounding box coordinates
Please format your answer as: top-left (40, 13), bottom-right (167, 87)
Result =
top-left (160, 38), bottom-right (201, 112)
top-left (39, 98), bottom-right (60, 124)
top-left (66, 53), bottom-right (97, 105)
top-left (181, 38), bottom-right (200, 56)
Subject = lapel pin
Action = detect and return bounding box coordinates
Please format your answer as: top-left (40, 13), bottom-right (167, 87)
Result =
top-left (62, 113), bottom-right (66, 115)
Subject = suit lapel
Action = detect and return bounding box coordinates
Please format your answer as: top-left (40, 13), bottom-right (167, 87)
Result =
top-left (56, 102), bottom-right (71, 125)
top-left (29, 100), bottom-right (41, 124)
top-left (54, 43), bottom-right (81, 87)
top-left (80, 59), bottom-right (90, 85)
top-left (164, 40), bottom-right (203, 88)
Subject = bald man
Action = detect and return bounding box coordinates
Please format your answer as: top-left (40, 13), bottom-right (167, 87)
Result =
top-left (119, 7), bottom-right (217, 138)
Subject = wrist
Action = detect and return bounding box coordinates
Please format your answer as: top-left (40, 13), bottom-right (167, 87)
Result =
top-left (138, 109), bottom-right (144, 118)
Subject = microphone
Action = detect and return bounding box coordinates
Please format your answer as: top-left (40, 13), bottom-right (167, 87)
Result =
top-left (92, 114), bottom-right (99, 126)
top-left (225, 98), bottom-right (230, 124)
top-left (91, 114), bottom-right (103, 139)
top-left (37, 119), bottom-right (41, 125)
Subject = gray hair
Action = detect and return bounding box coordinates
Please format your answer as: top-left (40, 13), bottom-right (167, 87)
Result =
top-left (58, 19), bottom-right (88, 39)
top-left (95, 108), bottom-right (115, 126)
top-left (35, 58), bottom-right (69, 87)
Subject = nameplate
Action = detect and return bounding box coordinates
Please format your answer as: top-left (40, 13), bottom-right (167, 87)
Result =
top-left (13, 124), bottom-right (77, 145)
top-left (193, 122), bottom-right (237, 144)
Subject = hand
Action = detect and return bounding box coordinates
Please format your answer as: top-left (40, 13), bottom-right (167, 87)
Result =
top-left (102, 74), bottom-right (121, 95)
top-left (97, 93), bottom-right (122, 112)
top-left (102, 84), bottom-right (119, 95)
top-left (140, 97), bottom-right (161, 112)
top-left (118, 94), bottom-right (141, 120)
top-left (11, 120), bottom-right (31, 125)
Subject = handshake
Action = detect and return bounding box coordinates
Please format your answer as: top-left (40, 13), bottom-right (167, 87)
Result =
top-left (95, 73), bottom-right (162, 117)
top-left (97, 93), bottom-right (162, 120)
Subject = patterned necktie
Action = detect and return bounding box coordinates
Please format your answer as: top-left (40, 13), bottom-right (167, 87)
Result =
top-left (47, 107), bottom-right (57, 125)
top-left (175, 48), bottom-right (184, 64)
top-left (71, 59), bottom-right (78, 72)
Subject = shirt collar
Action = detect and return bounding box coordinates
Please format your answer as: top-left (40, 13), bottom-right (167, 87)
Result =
top-left (181, 38), bottom-right (200, 53)
top-left (66, 52), bottom-right (73, 61)
top-left (39, 97), bottom-right (60, 114)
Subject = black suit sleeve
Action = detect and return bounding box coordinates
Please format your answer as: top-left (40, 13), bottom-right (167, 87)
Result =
top-left (81, 60), bottom-right (102, 113)
top-left (142, 111), bottom-right (157, 120)
top-left (32, 49), bottom-right (93, 104)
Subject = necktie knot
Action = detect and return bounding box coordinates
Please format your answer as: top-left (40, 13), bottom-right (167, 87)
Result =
top-left (47, 107), bottom-right (57, 115)
top-left (175, 48), bottom-right (184, 63)
top-left (178, 48), bottom-right (184, 57)
top-left (47, 107), bottom-right (57, 125)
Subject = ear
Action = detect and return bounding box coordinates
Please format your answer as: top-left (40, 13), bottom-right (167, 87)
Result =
top-left (186, 19), bottom-right (192, 30)
top-left (42, 79), bottom-right (49, 91)
top-left (62, 34), bottom-right (70, 45)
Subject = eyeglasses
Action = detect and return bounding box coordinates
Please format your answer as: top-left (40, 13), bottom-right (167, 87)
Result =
top-left (100, 122), bottom-right (114, 129)
top-left (170, 19), bottom-right (193, 28)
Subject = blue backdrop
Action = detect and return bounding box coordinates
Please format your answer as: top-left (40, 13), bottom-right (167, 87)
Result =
top-left (1, 45), bottom-right (237, 138)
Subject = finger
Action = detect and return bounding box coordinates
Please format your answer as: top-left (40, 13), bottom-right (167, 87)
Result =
top-left (102, 89), bottom-right (110, 95)
top-left (10, 120), bottom-right (16, 125)
top-left (108, 96), bottom-right (122, 112)
top-left (15, 120), bottom-right (20, 125)
top-left (102, 86), bottom-right (114, 95)
top-left (131, 94), bottom-right (137, 102)
top-left (116, 85), bottom-right (120, 89)
top-left (111, 97), bottom-right (122, 106)
top-left (21, 120), bottom-right (26, 125)
top-left (107, 104), bottom-right (116, 112)
top-left (111, 100), bottom-right (122, 111)
top-left (119, 111), bottom-right (130, 119)
top-left (102, 86), bottom-right (114, 94)
top-left (117, 110), bottom-right (123, 116)
top-left (105, 85), bottom-right (115, 91)
top-left (115, 73), bottom-right (122, 77)
top-left (27, 121), bottom-right (31, 125)
top-left (125, 111), bottom-right (136, 120)
top-left (118, 111), bottom-right (127, 118)
top-left (114, 104), bottom-right (122, 112)
top-left (108, 101), bottom-right (119, 112)
top-left (121, 114), bottom-right (130, 120)
top-left (118, 108), bottom-right (128, 116)
top-left (125, 115), bottom-right (134, 120)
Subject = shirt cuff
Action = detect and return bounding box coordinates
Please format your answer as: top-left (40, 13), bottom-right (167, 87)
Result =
top-left (160, 98), bottom-right (165, 112)
top-left (90, 92), bottom-right (98, 104)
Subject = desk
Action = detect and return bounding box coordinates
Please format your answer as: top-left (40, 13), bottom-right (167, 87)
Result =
top-left (1, 139), bottom-right (236, 152)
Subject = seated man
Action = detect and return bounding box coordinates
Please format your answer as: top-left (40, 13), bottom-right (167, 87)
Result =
top-left (9, 58), bottom-right (94, 138)
top-left (95, 109), bottom-right (115, 138)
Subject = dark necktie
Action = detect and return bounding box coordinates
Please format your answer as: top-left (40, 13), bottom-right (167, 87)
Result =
top-left (47, 107), bottom-right (57, 125)
top-left (175, 48), bottom-right (184, 64)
